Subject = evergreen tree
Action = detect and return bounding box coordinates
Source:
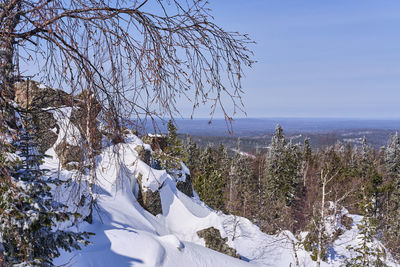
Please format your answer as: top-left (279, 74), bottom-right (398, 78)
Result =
top-left (166, 121), bottom-right (185, 160)
top-left (265, 125), bottom-right (301, 206)
top-left (261, 125), bottom-right (302, 233)
top-left (381, 132), bottom-right (400, 258)
top-left (227, 140), bottom-right (254, 216)
top-left (302, 138), bottom-right (313, 170)
top-left (346, 189), bottom-right (388, 267)
top-left (384, 132), bottom-right (400, 181)
top-left (0, 112), bottom-right (90, 266)
top-left (193, 146), bottom-right (227, 211)
top-left (153, 120), bottom-right (186, 177)
top-left (185, 137), bottom-right (200, 174)
top-left (356, 137), bottom-right (383, 216)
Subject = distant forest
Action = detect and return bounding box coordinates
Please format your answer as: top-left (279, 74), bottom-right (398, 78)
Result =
top-left (165, 124), bottom-right (400, 264)
top-left (179, 128), bottom-right (397, 153)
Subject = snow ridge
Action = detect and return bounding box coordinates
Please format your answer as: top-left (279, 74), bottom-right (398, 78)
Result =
top-left (42, 112), bottom-right (398, 267)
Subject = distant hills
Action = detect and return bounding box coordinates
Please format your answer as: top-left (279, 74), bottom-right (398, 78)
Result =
top-left (146, 118), bottom-right (400, 152)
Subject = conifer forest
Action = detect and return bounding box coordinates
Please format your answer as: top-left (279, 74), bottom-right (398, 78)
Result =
top-left (1, 0), bottom-right (400, 266)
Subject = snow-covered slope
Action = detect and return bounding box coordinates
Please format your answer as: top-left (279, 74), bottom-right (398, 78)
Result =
top-left (42, 108), bottom-right (397, 267)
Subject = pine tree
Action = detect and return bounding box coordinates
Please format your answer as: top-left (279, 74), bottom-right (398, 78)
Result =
top-left (265, 125), bottom-right (301, 206)
top-left (384, 132), bottom-right (400, 181)
top-left (185, 137), bottom-right (200, 173)
top-left (193, 145), bottom-right (227, 211)
top-left (0, 112), bottom-right (91, 266)
top-left (227, 140), bottom-right (254, 216)
top-left (166, 120), bottom-right (185, 164)
top-left (260, 125), bottom-right (302, 233)
top-left (346, 189), bottom-right (388, 267)
top-left (356, 137), bottom-right (383, 217)
top-left (153, 120), bottom-right (186, 177)
top-left (381, 133), bottom-right (400, 259)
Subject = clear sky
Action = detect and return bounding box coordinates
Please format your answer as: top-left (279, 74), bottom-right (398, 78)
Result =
top-left (183, 0), bottom-right (400, 119)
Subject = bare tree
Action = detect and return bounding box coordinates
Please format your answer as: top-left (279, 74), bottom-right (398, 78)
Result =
top-left (0, 2), bottom-right (254, 263)
top-left (0, 0), bottom-right (254, 133)
top-left (316, 168), bottom-right (338, 267)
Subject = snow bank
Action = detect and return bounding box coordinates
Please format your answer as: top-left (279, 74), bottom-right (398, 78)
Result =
top-left (41, 113), bottom-right (398, 266)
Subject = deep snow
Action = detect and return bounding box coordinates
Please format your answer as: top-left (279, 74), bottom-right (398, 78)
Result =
top-left (39, 108), bottom-right (398, 267)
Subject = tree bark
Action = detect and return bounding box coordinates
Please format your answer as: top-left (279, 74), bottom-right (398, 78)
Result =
top-left (317, 170), bottom-right (326, 267)
top-left (0, 0), bottom-right (21, 101)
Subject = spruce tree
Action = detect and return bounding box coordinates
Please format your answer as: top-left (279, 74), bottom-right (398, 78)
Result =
top-left (356, 137), bottom-right (383, 216)
top-left (153, 120), bottom-right (186, 177)
top-left (384, 132), bottom-right (400, 181)
top-left (165, 120), bottom-right (185, 165)
top-left (193, 146), bottom-right (227, 211)
top-left (228, 145), bottom-right (254, 217)
top-left (381, 132), bottom-right (400, 259)
top-left (185, 137), bottom-right (200, 173)
top-left (346, 189), bottom-right (388, 267)
top-left (0, 111), bottom-right (91, 266)
top-left (261, 125), bottom-right (301, 233)
top-left (265, 125), bottom-right (301, 206)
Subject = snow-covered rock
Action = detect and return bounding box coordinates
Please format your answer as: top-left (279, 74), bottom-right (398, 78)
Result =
top-left (39, 110), bottom-right (398, 267)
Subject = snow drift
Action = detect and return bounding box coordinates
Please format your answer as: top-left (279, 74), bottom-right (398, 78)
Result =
top-left (37, 107), bottom-right (397, 267)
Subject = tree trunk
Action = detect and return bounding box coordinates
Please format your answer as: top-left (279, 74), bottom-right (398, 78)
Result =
top-left (0, 0), bottom-right (21, 102)
top-left (85, 89), bottom-right (97, 224)
top-left (317, 170), bottom-right (326, 267)
top-left (290, 238), bottom-right (300, 267)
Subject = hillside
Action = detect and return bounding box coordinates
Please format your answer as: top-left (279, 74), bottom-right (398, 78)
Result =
top-left (0, 82), bottom-right (397, 266)
top-left (34, 107), bottom-right (395, 266)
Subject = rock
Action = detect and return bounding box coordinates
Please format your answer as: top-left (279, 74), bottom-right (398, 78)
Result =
top-left (70, 90), bottom-right (103, 152)
top-left (54, 141), bottom-right (83, 170)
top-left (176, 174), bottom-right (194, 197)
top-left (197, 227), bottom-right (239, 258)
top-left (14, 80), bottom-right (72, 109)
top-left (14, 81), bottom-right (71, 153)
top-left (14, 81), bottom-right (105, 170)
top-left (134, 145), bottom-right (151, 165)
top-left (142, 134), bottom-right (167, 152)
top-left (31, 111), bottom-right (59, 154)
top-left (136, 174), bottom-right (163, 216)
top-left (341, 215), bottom-right (353, 230)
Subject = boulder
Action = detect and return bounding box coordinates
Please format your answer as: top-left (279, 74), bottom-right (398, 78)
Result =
top-left (31, 111), bottom-right (59, 154)
top-left (136, 174), bottom-right (163, 216)
top-left (142, 134), bottom-right (167, 152)
top-left (14, 80), bottom-right (72, 109)
top-left (14, 81), bottom-right (73, 154)
top-left (176, 174), bottom-right (194, 197)
top-left (70, 90), bottom-right (103, 152)
top-left (54, 141), bottom-right (83, 170)
top-left (14, 81), bottom-right (105, 171)
top-left (134, 145), bottom-right (152, 165)
top-left (197, 227), bottom-right (239, 258)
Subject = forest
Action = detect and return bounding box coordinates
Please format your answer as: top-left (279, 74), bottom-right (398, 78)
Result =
top-left (165, 123), bottom-right (400, 266)
top-left (1, 0), bottom-right (399, 266)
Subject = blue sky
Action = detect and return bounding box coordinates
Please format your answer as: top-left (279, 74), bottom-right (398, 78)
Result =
top-left (184, 0), bottom-right (400, 119)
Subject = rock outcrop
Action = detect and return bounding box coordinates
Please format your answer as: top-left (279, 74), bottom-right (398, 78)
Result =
top-left (136, 174), bottom-right (163, 216)
top-left (135, 145), bottom-right (152, 165)
top-left (55, 141), bottom-right (84, 171)
top-left (176, 174), bottom-right (194, 197)
top-left (197, 227), bottom-right (239, 258)
top-left (14, 81), bottom-right (72, 109)
top-left (70, 90), bottom-right (103, 152)
top-left (14, 81), bottom-right (72, 153)
top-left (142, 134), bottom-right (167, 152)
top-left (14, 81), bottom-right (104, 169)
top-left (31, 111), bottom-right (59, 154)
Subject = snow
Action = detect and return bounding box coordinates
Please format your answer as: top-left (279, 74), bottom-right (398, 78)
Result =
top-left (38, 83), bottom-right (47, 89)
top-left (132, 159), bottom-right (168, 192)
top-left (50, 107), bottom-right (81, 146)
top-left (38, 113), bottom-right (399, 267)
